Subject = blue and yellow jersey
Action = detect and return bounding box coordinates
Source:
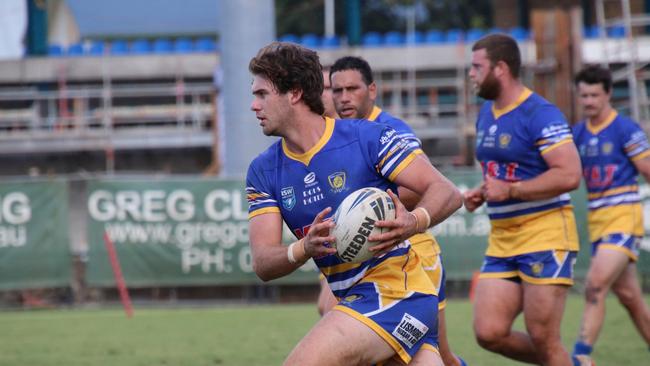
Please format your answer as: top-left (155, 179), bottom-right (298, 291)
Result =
top-left (246, 117), bottom-right (436, 298)
top-left (370, 106), bottom-right (424, 156)
top-left (368, 106), bottom-right (441, 256)
top-left (573, 110), bottom-right (650, 241)
top-left (475, 88), bottom-right (579, 256)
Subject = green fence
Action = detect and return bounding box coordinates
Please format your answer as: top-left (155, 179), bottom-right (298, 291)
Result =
top-left (0, 180), bottom-right (70, 290)
top-left (85, 178), bottom-right (317, 287)
top-left (0, 175), bottom-right (648, 290)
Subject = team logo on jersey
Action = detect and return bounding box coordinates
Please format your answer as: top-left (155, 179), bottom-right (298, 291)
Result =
top-left (488, 125), bottom-right (497, 135)
top-left (602, 142), bottom-right (614, 155)
top-left (341, 294), bottom-right (363, 304)
top-left (578, 144), bottom-right (586, 156)
top-left (280, 186), bottom-right (296, 210)
top-left (531, 262), bottom-right (544, 277)
top-left (328, 171), bottom-right (347, 193)
top-left (499, 133), bottom-right (512, 148)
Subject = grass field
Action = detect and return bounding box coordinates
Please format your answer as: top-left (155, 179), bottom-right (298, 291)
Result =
top-left (0, 295), bottom-right (648, 365)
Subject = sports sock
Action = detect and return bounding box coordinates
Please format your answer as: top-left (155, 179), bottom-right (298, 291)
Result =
top-left (573, 341), bottom-right (593, 356)
top-left (457, 356), bottom-right (467, 366)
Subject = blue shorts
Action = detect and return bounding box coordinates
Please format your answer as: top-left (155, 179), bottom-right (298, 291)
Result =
top-left (333, 282), bottom-right (439, 364)
top-left (479, 249), bottom-right (577, 285)
top-left (592, 233), bottom-right (640, 261)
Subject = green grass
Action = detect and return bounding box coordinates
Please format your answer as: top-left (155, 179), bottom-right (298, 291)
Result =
top-left (0, 295), bottom-right (647, 365)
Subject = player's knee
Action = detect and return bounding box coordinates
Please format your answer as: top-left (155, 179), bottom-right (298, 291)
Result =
top-left (584, 281), bottom-right (607, 304)
top-left (473, 323), bottom-right (507, 350)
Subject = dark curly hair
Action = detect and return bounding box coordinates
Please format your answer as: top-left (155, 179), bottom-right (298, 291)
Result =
top-left (249, 42), bottom-right (324, 115)
top-left (575, 65), bottom-right (612, 93)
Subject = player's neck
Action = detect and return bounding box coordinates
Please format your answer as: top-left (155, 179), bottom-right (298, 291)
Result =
top-left (282, 111), bottom-right (327, 154)
top-left (494, 80), bottom-right (525, 110)
top-left (588, 105), bottom-right (613, 126)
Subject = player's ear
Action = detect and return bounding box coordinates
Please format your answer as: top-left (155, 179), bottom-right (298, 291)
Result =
top-left (288, 88), bottom-right (303, 105)
top-left (494, 60), bottom-right (509, 78)
top-left (368, 82), bottom-right (377, 101)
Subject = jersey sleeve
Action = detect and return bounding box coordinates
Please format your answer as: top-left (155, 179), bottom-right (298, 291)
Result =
top-left (529, 105), bottom-right (574, 155)
top-left (362, 123), bottom-right (419, 181)
top-left (246, 159), bottom-right (280, 219)
top-left (622, 119), bottom-right (650, 161)
top-left (385, 118), bottom-right (424, 154)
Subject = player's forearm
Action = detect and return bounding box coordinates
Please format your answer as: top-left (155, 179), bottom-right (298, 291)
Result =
top-left (251, 239), bottom-right (308, 282)
top-left (417, 179), bottom-right (462, 228)
top-left (509, 166), bottom-right (580, 201)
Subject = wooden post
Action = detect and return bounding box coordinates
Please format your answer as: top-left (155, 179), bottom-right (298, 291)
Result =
top-left (531, 6), bottom-right (582, 123)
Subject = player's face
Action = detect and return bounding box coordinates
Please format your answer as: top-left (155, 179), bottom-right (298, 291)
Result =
top-left (331, 69), bottom-right (376, 119)
top-left (321, 70), bottom-right (338, 118)
top-left (469, 49), bottom-right (501, 100)
top-left (577, 81), bottom-right (611, 120)
top-left (251, 75), bottom-right (292, 137)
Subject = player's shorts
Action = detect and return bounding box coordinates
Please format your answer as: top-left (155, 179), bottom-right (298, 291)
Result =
top-left (591, 233), bottom-right (641, 262)
top-left (333, 282), bottom-right (439, 364)
top-left (420, 252), bottom-right (446, 310)
top-left (479, 249), bottom-right (577, 285)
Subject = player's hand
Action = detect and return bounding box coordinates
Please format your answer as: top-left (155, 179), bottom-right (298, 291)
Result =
top-left (463, 186), bottom-right (485, 212)
top-left (367, 189), bottom-right (415, 256)
top-left (483, 176), bottom-right (511, 202)
top-left (302, 207), bottom-right (337, 258)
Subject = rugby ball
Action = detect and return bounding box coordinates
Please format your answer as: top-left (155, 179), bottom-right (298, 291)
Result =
top-left (331, 187), bottom-right (396, 263)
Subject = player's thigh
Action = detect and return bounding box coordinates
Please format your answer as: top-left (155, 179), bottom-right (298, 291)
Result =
top-left (284, 308), bottom-right (395, 366)
top-left (586, 247), bottom-right (630, 288)
top-left (521, 283), bottom-right (568, 338)
top-left (473, 278), bottom-right (523, 333)
top-left (611, 263), bottom-right (644, 305)
top-left (436, 308), bottom-right (457, 363)
top-left (407, 347), bottom-right (444, 366)
top-left (317, 276), bottom-right (338, 315)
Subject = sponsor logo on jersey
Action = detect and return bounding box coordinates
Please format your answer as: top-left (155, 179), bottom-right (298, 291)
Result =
top-left (303, 172), bottom-right (318, 186)
top-left (302, 186), bottom-right (325, 206)
top-left (380, 129), bottom-right (397, 145)
top-left (280, 186), bottom-right (296, 210)
top-left (392, 313), bottom-right (429, 348)
top-left (488, 124), bottom-right (497, 135)
top-left (328, 171), bottom-right (347, 193)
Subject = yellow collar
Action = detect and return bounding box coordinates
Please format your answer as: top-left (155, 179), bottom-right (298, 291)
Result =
top-left (282, 117), bottom-right (335, 165)
top-left (587, 109), bottom-right (617, 135)
top-left (491, 88), bottom-right (533, 120)
top-left (367, 106), bottom-right (382, 122)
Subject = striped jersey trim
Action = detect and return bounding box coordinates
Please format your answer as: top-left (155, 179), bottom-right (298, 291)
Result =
top-left (248, 206), bottom-right (280, 219)
top-left (487, 193), bottom-right (571, 215)
top-left (588, 192), bottom-right (640, 210)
